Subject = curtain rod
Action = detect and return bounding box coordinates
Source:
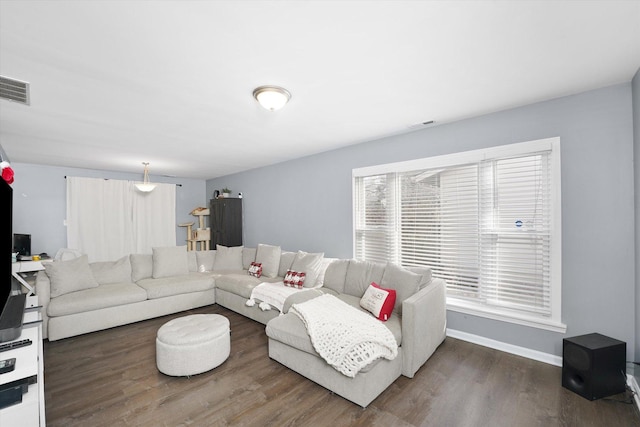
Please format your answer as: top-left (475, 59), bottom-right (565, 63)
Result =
top-left (64, 176), bottom-right (182, 187)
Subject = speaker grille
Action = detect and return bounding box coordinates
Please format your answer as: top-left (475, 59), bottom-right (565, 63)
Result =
top-left (0, 76), bottom-right (30, 105)
top-left (564, 344), bottom-right (590, 371)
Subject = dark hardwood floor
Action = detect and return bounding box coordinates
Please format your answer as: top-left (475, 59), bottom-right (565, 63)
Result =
top-left (43, 305), bottom-right (639, 426)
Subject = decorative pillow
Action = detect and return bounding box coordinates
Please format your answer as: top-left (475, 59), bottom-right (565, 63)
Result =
top-left (242, 247), bottom-right (257, 270)
top-left (278, 251), bottom-right (296, 277)
top-left (45, 255), bottom-right (99, 298)
top-left (283, 270), bottom-right (306, 289)
top-left (89, 255), bottom-right (131, 285)
top-left (290, 251), bottom-right (324, 287)
top-left (130, 254), bottom-right (153, 281)
top-left (360, 282), bottom-right (396, 321)
top-left (213, 245), bottom-right (244, 271)
top-left (152, 246), bottom-right (189, 279)
top-left (248, 262), bottom-right (263, 278)
top-left (196, 250), bottom-right (216, 272)
top-left (255, 244), bottom-right (281, 278)
top-left (380, 263), bottom-right (422, 314)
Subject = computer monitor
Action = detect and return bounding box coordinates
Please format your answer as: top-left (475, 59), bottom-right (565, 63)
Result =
top-left (13, 233), bottom-right (30, 257)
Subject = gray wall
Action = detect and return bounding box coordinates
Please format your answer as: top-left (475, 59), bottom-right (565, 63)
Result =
top-left (208, 83), bottom-right (636, 360)
top-left (11, 163), bottom-right (207, 256)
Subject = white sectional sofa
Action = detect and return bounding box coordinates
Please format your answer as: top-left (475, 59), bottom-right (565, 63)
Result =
top-left (35, 243), bottom-right (446, 407)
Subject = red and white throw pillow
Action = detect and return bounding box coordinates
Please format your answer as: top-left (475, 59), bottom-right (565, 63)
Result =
top-left (283, 270), bottom-right (306, 289)
top-left (248, 262), bottom-right (263, 278)
top-left (359, 282), bottom-right (396, 321)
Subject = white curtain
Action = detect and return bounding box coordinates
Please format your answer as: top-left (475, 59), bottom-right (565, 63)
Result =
top-left (67, 177), bottom-right (176, 262)
top-left (132, 182), bottom-right (176, 254)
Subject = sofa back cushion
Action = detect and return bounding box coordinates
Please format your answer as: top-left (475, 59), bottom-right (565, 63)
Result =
top-left (45, 255), bottom-right (99, 298)
top-left (187, 251), bottom-right (198, 272)
top-left (242, 247), bottom-right (256, 269)
top-left (290, 251), bottom-right (324, 287)
top-left (322, 259), bottom-right (350, 294)
top-left (130, 254), bottom-right (153, 281)
top-left (90, 255), bottom-right (132, 285)
top-left (152, 246), bottom-right (189, 278)
top-left (323, 259), bottom-right (422, 315)
top-left (407, 266), bottom-right (432, 289)
top-left (255, 244), bottom-right (281, 278)
top-left (380, 263), bottom-right (422, 314)
top-left (213, 245), bottom-right (244, 271)
top-left (344, 260), bottom-right (385, 297)
top-left (278, 251), bottom-right (297, 277)
top-left (196, 250), bottom-right (216, 272)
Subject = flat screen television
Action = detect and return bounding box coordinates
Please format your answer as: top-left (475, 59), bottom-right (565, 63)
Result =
top-left (0, 178), bottom-right (25, 342)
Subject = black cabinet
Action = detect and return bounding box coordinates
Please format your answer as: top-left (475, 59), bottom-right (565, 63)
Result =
top-left (210, 198), bottom-right (243, 247)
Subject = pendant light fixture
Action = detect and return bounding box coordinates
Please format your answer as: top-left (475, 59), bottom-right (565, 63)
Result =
top-left (253, 85), bottom-right (291, 111)
top-left (135, 162), bottom-right (156, 192)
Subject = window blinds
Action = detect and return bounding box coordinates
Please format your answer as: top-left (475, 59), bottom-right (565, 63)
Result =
top-left (354, 142), bottom-right (555, 318)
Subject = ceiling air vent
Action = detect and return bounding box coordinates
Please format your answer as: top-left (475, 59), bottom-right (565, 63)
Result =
top-left (0, 76), bottom-right (30, 105)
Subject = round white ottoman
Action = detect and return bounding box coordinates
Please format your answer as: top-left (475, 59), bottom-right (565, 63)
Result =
top-left (156, 314), bottom-right (230, 376)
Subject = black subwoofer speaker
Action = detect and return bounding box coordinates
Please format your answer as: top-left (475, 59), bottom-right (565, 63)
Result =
top-left (562, 333), bottom-right (626, 400)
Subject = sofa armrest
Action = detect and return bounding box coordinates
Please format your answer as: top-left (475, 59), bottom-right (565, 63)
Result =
top-left (401, 278), bottom-right (447, 378)
top-left (35, 271), bottom-right (51, 339)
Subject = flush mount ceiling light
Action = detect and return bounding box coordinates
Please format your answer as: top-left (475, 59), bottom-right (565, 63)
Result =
top-left (253, 85), bottom-right (291, 111)
top-left (135, 162), bottom-right (156, 192)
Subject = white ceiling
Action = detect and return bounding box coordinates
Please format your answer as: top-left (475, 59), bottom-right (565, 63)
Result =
top-left (1, 1), bottom-right (639, 180)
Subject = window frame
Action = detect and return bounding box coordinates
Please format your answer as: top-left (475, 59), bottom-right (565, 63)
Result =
top-left (353, 137), bottom-right (565, 332)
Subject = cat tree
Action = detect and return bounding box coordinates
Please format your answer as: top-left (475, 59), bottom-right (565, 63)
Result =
top-left (179, 207), bottom-right (210, 251)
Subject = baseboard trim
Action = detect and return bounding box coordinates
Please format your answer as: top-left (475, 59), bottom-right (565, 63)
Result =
top-left (446, 328), bottom-right (563, 367)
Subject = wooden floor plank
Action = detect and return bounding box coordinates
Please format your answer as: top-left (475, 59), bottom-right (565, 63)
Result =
top-left (43, 305), bottom-right (640, 426)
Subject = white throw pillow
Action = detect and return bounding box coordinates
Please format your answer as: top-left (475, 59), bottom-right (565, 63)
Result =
top-left (89, 256), bottom-right (131, 285)
top-left (290, 251), bottom-right (324, 288)
top-left (45, 255), bottom-right (99, 298)
top-left (213, 245), bottom-right (244, 271)
top-left (196, 250), bottom-right (216, 272)
top-left (130, 254), bottom-right (153, 281)
top-left (152, 246), bottom-right (189, 279)
top-left (255, 244), bottom-right (281, 278)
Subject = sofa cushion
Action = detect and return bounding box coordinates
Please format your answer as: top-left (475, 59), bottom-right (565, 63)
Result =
top-left (265, 297), bottom-right (401, 372)
top-left (214, 245), bottom-right (244, 271)
top-left (255, 244), bottom-right (281, 278)
top-left (214, 273), bottom-right (263, 299)
top-left (152, 246), bottom-right (189, 278)
top-left (47, 283), bottom-right (147, 317)
top-left (322, 259), bottom-right (350, 294)
top-left (187, 251), bottom-right (198, 272)
top-left (278, 251), bottom-right (296, 277)
top-left (242, 247), bottom-right (257, 269)
top-left (290, 251), bottom-right (324, 287)
top-left (407, 266), bottom-right (433, 289)
top-left (380, 264), bottom-right (422, 314)
top-left (130, 254), bottom-right (153, 281)
top-left (360, 282), bottom-right (396, 321)
top-left (45, 255), bottom-right (99, 298)
top-left (196, 250), bottom-right (216, 272)
top-left (337, 294), bottom-right (402, 345)
top-left (89, 255), bottom-right (132, 285)
top-left (344, 260), bottom-right (385, 298)
top-left (136, 272), bottom-right (215, 299)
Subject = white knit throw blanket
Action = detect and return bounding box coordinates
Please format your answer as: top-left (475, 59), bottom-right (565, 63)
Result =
top-left (289, 294), bottom-right (398, 378)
